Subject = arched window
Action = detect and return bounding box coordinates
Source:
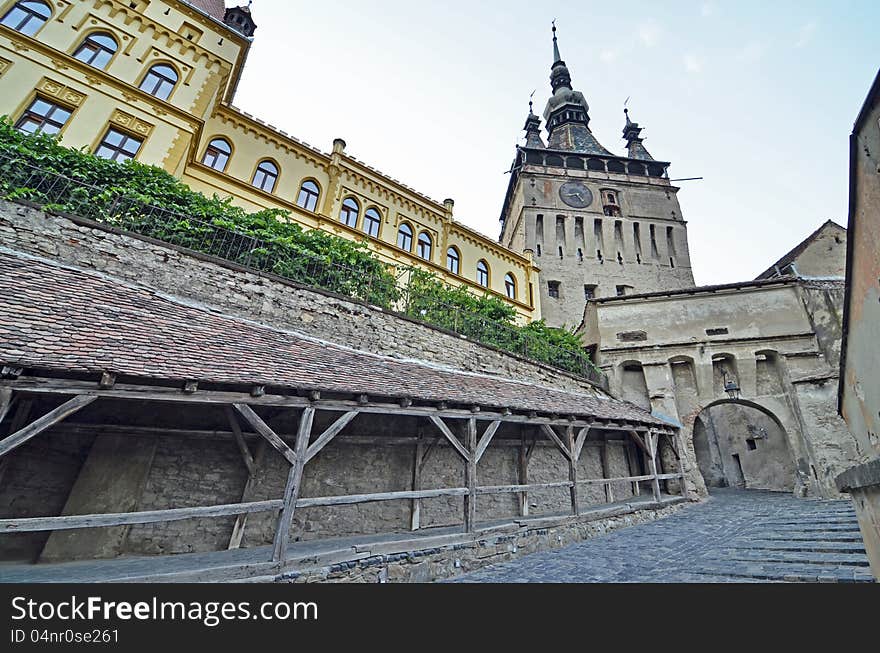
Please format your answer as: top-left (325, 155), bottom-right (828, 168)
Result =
top-left (417, 232), bottom-right (432, 260)
top-left (252, 160), bottom-right (279, 193)
top-left (296, 180), bottom-right (320, 212)
top-left (73, 32), bottom-right (118, 70)
top-left (339, 197), bottom-right (359, 228)
top-left (476, 260), bottom-right (489, 287)
top-left (139, 64), bottom-right (178, 100)
top-left (363, 208), bottom-right (381, 237)
top-left (446, 247), bottom-right (460, 275)
top-left (397, 223), bottom-right (413, 251)
top-left (504, 273), bottom-right (517, 299)
top-left (1, 0), bottom-right (50, 35)
top-left (202, 138), bottom-right (231, 172)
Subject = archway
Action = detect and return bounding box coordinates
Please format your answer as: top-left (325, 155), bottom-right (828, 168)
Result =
top-left (692, 399), bottom-right (795, 492)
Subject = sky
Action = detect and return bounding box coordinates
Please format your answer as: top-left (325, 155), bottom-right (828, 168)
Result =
top-left (228, 1), bottom-right (879, 285)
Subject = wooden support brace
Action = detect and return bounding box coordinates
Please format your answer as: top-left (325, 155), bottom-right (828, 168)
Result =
top-left (566, 425), bottom-right (579, 516)
top-left (518, 431), bottom-right (530, 517)
top-left (232, 403), bottom-right (298, 466)
top-left (600, 437), bottom-right (614, 504)
top-left (428, 415), bottom-right (469, 461)
top-left (225, 406), bottom-right (255, 475)
top-left (645, 431), bottom-right (662, 502)
top-left (410, 436), bottom-right (424, 531)
top-left (474, 420), bottom-right (501, 463)
top-left (573, 426), bottom-right (590, 463)
top-left (0, 388), bottom-right (12, 426)
top-left (628, 430), bottom-right (650, 456)
top-left (304, 411), bottom-right (359, 463)
top-left (272, 406), bottom-right (315, 563)
top-left (0, 395), bottom-right (98, 458)
top-left (540, 424), bottom-right (572, 462)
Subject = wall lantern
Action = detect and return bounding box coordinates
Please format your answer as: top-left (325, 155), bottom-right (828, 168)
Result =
top-left (721, 369), bottom-right (741, 400)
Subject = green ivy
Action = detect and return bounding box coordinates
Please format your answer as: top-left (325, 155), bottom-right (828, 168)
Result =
top-left (0, 119), bottom-right (599, 380)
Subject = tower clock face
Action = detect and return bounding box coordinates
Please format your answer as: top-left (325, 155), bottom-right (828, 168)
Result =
top-left (559, 181), bottom-right (593, 208)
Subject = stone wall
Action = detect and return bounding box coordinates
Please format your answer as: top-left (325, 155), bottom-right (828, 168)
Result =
top-left (0, 201), bottom-right (606, 397)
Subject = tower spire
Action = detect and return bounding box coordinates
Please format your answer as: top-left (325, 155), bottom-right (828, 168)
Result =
top-left (523, 91), bottom-right (545, 148)
top-left (552, 20), bottom-right (562, 63)
top-left (622, 107), bottom-right (655, 161)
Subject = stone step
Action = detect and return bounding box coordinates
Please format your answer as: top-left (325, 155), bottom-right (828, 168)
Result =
top-left (688, 564), bottom-right (874, 583)
top-left (725, 550), bottom-right (870, 567)
top-left (727, 541), bottom-right (867, 554)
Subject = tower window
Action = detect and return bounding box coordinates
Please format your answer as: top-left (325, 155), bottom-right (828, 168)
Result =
top-left (446, 247), bottom-right (460, 275)
top-left (139, 64), bottom-right (178, 100)
top-left (397, 223), bottom-right (414, 251)
top-left (339, 197), bottom-right (360, 228)
top-left (417, 232), bottom-right (433, 260)
top-left (15, 96), bottom-right (71, 136)
top-left (1, 1), bottom-right (51, 36)
top-left (504, 273), bottom-right (517, 300)
top-left (548, 281), bottom-right (560, 299)
top-left (73, 32), bottom-right (118, 70)
top-left (252, 160), bottom-right (279, 193)
top-left (577, 248), bottom-right (583, 262)
top-left (584, 284), bottom-right (597, 300)
top-left (536, 243), bottom-right (542, 257)
top-left (296, 180), bottom-right (321, 212)
top-left (95, 128), bottom-right (142, 162)
top-left (202, 138), bottom-right (232, 172)
top-left (363, 208), bottom-right (381, 237)
top-left (616, 285), bottom-right (633, 297)
top-left (476, 260), bottom-right (490, 287)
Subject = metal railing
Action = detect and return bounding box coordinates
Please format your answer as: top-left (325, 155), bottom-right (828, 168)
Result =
top-left (0, 152), bottom-right (607, 387)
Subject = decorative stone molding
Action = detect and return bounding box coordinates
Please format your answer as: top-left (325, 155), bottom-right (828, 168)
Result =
top-left (110, 108), bottom-right (153, 137)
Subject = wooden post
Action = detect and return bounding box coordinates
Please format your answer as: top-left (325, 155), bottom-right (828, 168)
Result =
top-left (410, 435), bottom-right (424, 531)
top-left (674, 431), bottom-right (691, 500)
top-left (626, 443), bottom-right (641, 497)
top-left (646, 430), bottom-right (662, 503)
top-left (464, 417), bottom-right (477, 533)
top-left (271, 406), bottom-right (315, 563)
top-left (566, 425), bottom-right (579, 516)
top-left (518, 429), bottom-right (529, 517)
top-left (600, 436), bottom-right (614, 504)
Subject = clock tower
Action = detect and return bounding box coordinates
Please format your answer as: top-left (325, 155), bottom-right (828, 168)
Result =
top-left (499, 25), bottom-right (696, 328)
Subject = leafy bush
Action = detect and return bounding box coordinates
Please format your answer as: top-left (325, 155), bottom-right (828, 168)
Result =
top-left (0, 119), bottom-right (399, 306)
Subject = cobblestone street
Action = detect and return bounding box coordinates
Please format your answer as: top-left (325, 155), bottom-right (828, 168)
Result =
top-left (449, 489), bottom-right (875, 583)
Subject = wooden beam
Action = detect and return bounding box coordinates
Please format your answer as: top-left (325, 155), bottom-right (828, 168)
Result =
top-left (428, 416), bottom-right (469, 461)
top-left (0, 388), bottom-right (12, 425)
top-left (464, 417), bottom-right (477, 533)
top-left (578, 475), bottom-right (654, 486)
top-left (410, 436), bottom-right (424, 531)
top-left (272, 406), bottom-right (315, 562)
top-left (232, 404), bottom-right (298, 466)
top-left (518, 430), bottom-right (529, 517)
top-left (474, 420), bottom-right (501, 463)
top-left (227, 439), bottom-right (266, 550)
top-left (297, 487), bottom-right (469, 508)
top-left (573, 426), bottom-right (590, 462)
top-left (566, 425), bottom-right (579, 515)
top-left (628, 430), bottom-right (650, 455)
top-left (225, 406), bottom-right (255, 475)
top-left (645, 431), bottom-right (662, 502)
top-left (478, 481), bottom-right (574, 494)
top-left (304, 411), bottom-right (359, 463)
top-left (600, 438), bottom-right (614, 504)
top-left (0, 395), bottom-right (98, 459)
top-left (0, 499), bottom-right (283, 533)
top-left (626, 443), bottom-right (642, 496)
top-left (540, 424), bottom-right (572, 461)
top-left (4, 378), bottom-right (658, 432)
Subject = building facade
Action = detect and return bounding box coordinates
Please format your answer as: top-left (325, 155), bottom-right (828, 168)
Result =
top-left (0, 0), bottom-right (539, 321)
top-left (499, 26), bottom-right (695, 328)
top-left (583, 223), bottom-right (856, 499)
top-left (837, 69), bottom-right (880, 579)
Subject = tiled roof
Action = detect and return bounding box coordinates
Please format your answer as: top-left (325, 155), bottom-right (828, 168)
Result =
top-left (0, 251), bottom-right (664, 426)
top-left (755, 220), bottom-right (846, 280)
top-left (183, 0), bottom-right (226, 22)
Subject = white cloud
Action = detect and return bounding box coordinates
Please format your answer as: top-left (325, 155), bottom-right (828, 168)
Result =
top-left (737, 41), bottom-right (766, 63)
top-left (701, 2), bottom-right (716, 17)
top-left (638, 22), bottom-right (662, 47)
top-left (795, 21), bottom-right (818, 48)
top-left (683, 53), bottom-right (704, 74)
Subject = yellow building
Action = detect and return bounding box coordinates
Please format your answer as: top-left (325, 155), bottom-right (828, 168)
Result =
top-left (0, 0), bottom-right (540, 321)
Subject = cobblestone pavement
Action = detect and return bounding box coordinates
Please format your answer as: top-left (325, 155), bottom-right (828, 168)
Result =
top-left (449, 489), bottom-right (875, 583)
